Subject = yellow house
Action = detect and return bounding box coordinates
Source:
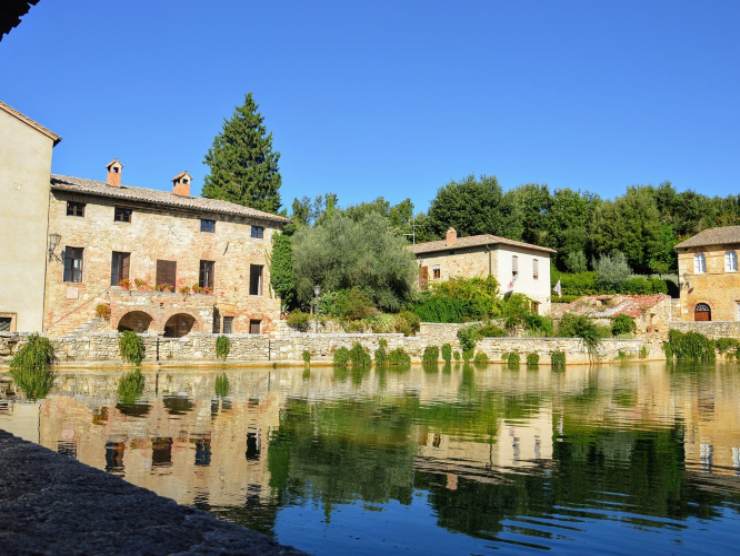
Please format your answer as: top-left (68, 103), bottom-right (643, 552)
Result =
top-left (675, 226), bottom-right (740, 322)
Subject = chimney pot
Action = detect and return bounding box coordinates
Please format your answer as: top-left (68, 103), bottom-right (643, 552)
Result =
top-left (106, 160), bottom-right (123, 187)
top-left (172, 171), bottom-right (191, 197)
top-left (445, 227), bottom-right (457, 246)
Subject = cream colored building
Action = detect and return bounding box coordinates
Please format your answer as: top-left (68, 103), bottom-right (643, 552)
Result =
top-left (0, 101), bottom-right (61, 333)
top-left (409, 228), bottom-right (555, 314)
top-left (675, 226), bottom-right (740, 321)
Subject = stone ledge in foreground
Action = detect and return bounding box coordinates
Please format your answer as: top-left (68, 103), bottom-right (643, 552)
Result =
top-left (0, 430), bottom-right (304, 555)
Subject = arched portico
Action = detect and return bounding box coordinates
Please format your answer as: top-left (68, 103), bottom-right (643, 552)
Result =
top-left (117, 311), bottom-right (153, 333)
top-left (163, 313), bottom-right (197, 337)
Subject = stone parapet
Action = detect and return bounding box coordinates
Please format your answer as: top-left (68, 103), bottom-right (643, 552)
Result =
top-left (669, 321), bottom-right (740, 339)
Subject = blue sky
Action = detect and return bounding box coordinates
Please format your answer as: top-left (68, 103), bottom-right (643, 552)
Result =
top-left (2, 1), bottom-right (739, 212)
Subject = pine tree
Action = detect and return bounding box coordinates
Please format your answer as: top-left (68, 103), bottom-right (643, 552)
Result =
top-left (202, 93), bottom-right (282, 212)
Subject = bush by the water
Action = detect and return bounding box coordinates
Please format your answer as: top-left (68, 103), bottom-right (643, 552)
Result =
top-left (119, 331), bottom-right (145, 364)
top-left (287, 310), bottom-right (311, 332)
top-left (117, 369), bottom-right (145, 405)
top-left (664, 330), bottom-right (715, 363)
top-left (215, 335), bottom-right (231, 360)
top-left (387, 347), bottom-right (411, 368)
top-left (422, 345), bottom-right (440, 364)
top-left (505, 352), bottom-right (520, 370)
top-left (558, 313), bottom-right (606, 354)
top-left (9, 334), bottom-right (55, 399)
top-left (333, 347), bottom-right (350, 367)
top-left (441, 343), bottom-right (453, 363)
top-left (551, 350), bottom-right (566, 370)
top-left (473, 351), bottom-right (489, 368)
top-left (302, 349), bottom-right (312, 366)
top-left (412, 276), bottom-right (499, 323)
top-left (526, 353), bottom-right (540, 368)
top-left (349, 342), bottom-right (372, 369)
top-left (611, 314), bottom-right (636, 336)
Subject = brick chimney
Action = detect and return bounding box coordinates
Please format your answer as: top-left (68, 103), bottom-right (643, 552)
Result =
top-left (106, 160), bottom-right (123, 187)
top-left (172, 171), bottom-right (191, 197)
top-left (445, 227), bottom-right (457, 246)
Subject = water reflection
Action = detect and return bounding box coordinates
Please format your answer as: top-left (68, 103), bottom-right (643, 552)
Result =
top-left (1, 363), bottom-right (739, 554)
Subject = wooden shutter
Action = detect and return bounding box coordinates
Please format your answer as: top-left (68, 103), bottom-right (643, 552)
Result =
top-left (420, 266), bottom-right (429, 290)
top-left (156, 260), bottom-right (177, 287)
top-left (121, 253), bottom-right (130, 280)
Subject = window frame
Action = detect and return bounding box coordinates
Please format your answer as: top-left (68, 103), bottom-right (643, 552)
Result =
top-left (533, 258), bottom-right (539, 280)
top-left (432, 266), bottom-right (441, 280)
top-left (251, 225), bottom-right (265, 239)
top-left (111, 251), bottom-right (131, 286)
top-left (694, 252), bottom-right (707, 274)
top-left (63, 246), bottom-right (84, 283)
top-left (512, 255), bottom-right (519, 277)
top-left (223, 316), bottom-right (234, 335)
top-left (200, 219), bottom-right (216, 233)
top-left (155, 259), bottom-right (177, 290)
top-left (0, 312), bottom-right (17, 333)
top-left (249, 319), bottom-right (261, 335)
top-left (114, 206), bottom-right (132, 223)
top-left (199, 260), bottom-right (215, 290)
top-left (249, 264), bottom-right (264, 296)
top-left (725, 250), bottom-right (738, 272)
top-left (66, 201), bottom-right (86, 217)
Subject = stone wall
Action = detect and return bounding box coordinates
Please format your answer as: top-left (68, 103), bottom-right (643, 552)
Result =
top-left (0, 330), bottom-right (662, 367)
top-left (669, 321), bottom-right (740, 339)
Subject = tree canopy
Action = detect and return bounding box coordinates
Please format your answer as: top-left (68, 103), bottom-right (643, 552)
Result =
top-left (202, 93), bottom-right (282, 213)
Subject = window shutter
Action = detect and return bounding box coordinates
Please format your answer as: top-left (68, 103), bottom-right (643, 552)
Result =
top-left (156, 260), bottom-right (177, 287)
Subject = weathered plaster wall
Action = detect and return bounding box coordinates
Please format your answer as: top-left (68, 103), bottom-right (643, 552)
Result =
top-left (45, 191), bottom-right (281, 336)
top-left (677, 245), bottom-right (740, 322)
top-left (0, 109), bottom-right (55, 333)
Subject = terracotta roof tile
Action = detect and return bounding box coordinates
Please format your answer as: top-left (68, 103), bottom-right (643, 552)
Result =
top-left (50, 174), bottom-right (288, 224)
top-left (409, 234), bottom-right (556, 255)
top-left (674, 226), bottom-right (740, 249)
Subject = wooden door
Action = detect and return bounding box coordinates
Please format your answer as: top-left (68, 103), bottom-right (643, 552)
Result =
top-left (694, 303), bottom-right (711, 321)
top-left (420, 266), bottom-right (429, 290)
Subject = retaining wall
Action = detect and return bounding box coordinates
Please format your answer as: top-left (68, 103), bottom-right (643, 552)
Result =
top-left (669, 321), bottom-right (740, 339)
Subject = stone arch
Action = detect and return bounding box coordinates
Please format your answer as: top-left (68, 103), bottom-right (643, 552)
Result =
top-left (163, 313), bottom-right (197, 338)
top-left (117, 311), bottom-right (153, 333)
top-left (694, 303), bottom-right (712, 322)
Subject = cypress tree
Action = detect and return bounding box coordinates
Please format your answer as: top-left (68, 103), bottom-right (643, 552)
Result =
top-left (202, 93), bottom-right (282, 212)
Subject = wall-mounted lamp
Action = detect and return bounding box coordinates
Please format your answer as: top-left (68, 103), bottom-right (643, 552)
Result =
top-left (48, 233), bottom-right (61, 261)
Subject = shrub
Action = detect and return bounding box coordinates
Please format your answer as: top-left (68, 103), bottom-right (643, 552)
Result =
top-left (117, 369), bottom-right (145, 404)
top-left (477, 323), bottom-right (506, 337)
top-left (215, 373), bottom-right (230, 398)
top-left (611, 314), bottom-right (636, 336)
top-left (287, 310), bottom-right (311, 332)
top-left (349, 342), bottom-right (372, 369)
top-left (95, 303), bottom-right (111, 320)
top-left (367, 313), bottom-right (397, 333)
top-left (558, 313), bottom-right (604, 355)
top-left (594, 251), bottom-right (631, 289)
top-left (457, 325), bottom-right (479, 355)
top-left (215, 335), bottom-right (231, 360)
top-left (715, 337), bottom-right (739, 354)
top-left (333, 347), bottom-right (350, 367)
top-left (119, 331), bottom-right (145, 364)
top-left (387, 347), bottom-right (411, 368)
top-left (665, 330), bottom-right (715, 363)
top-left (505, 352), bottom-right (520, 370)
top-left (9, 334), bottom-right (55, 399)
top-left (473, 351), bottom-right (489, 367)
top-left (551, 350), bottom-right (566, 370)
top-left (639, 345), bottom-right (649, 359)
top-left (302, 350), bottom-right (311, 367)
top-left (441, 343), bottom-right (453, 363)
top-left (565, 250), bottom-right (588, 273)
top-left (270, 232), bottom-right (296, 310)
top-left (320, 288), bottom-right (376, 320)
top-left (374, 339), bottom-right (388, 368)
top-left (412, 276), bottom-right (499, 322)
top-left (395, 311), bottom-right (420, 336)
top-left (523, 314), bottom-right (554, 337)
top-left (422, 345), bottom-right (440, 364)
top-left (453, 351), bottom-right (461, 361)
top-left (526, 353), bottom-right (540, 368)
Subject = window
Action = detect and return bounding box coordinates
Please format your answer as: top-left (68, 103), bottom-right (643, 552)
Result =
top-left (114, 207), bottom-right (132, 223)
top-left (533, 258), bottom-right (539, 280)
top-left (212, 308), bottom-right (221, 334)
top-left (512, 255), bottom-right (519, 276)
top-left (199, 260), bottom-right (215, 289)
top-left (432, 266), bottom-right (441, 279)
top-left (694, 253), bottom-right (706, 273)
top-left (200, 219), bottom-right (216, 233)
top-left (726, 251), bottom-right (738, 272)
top-left (249, 264), bottom-right (263, 295)
top-left (66, 201), bottom-right (85, 217)
top-left (63, 247), bottom-right (84, 282)
top-left (249, 319), bottom-right (261, 335)
top-left (111, 251), bottom-right (131, 286)
top-left (223, 316), bottom-right (234, 335)
top-left (251, 225), bottom-right (264, 239)
top-left (155, 260), bottom-right (177, 289)
top-left (0, 313), bottom-right (16, 332)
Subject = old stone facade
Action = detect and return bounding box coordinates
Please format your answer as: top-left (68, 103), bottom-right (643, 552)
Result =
top-left (675, 226), bottom-right (740, 322)
top-left (409, 228), bottom-right (555, 314)
top-left (44, 167), bottom-right (286, 336)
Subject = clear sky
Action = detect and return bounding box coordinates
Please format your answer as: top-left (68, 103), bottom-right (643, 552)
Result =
top-left (2, 1), bottom-right (739, 212)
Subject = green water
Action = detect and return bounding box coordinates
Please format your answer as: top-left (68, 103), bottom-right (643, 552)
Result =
top-left (1, 362), bottom-right (739, 554)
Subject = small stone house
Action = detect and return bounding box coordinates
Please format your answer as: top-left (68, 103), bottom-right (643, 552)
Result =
top-left (409, 228), bottom-right (555, 315)
top-left (675, 226), bottom-right (740, 322)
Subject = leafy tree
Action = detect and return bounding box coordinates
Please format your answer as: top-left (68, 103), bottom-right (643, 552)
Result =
top-left (203, 93), bottom-right (281, 212)
top-left (503, 184), bottom-right (552, 245)
top-left (565, 250), bottom-right (588, 273)
top-left (270, 232), bottom-right (296, 310)
top-left (291, 213), bottom-right (417, 311)
top-left (546, 189), bottom-right (596, 269)
top-left (593, 251), bottom-right (631, 289)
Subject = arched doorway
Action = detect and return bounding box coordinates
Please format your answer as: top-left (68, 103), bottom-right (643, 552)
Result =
top-left (163, 313), bottom-right (196, 337)
top-left (117, 311), bottom-right (153, 333)
top-left (694, 303), bottom-right (712, 322)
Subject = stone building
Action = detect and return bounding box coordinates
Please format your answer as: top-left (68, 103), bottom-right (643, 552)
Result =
top-left (45, 165), bottom-right (287, 336)
top-left (675, 226), bottom-right (740, 322)
top-left (409, 228), bottom-right (555, 314)
top-left (0, 100), bottom-right (60, 333)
